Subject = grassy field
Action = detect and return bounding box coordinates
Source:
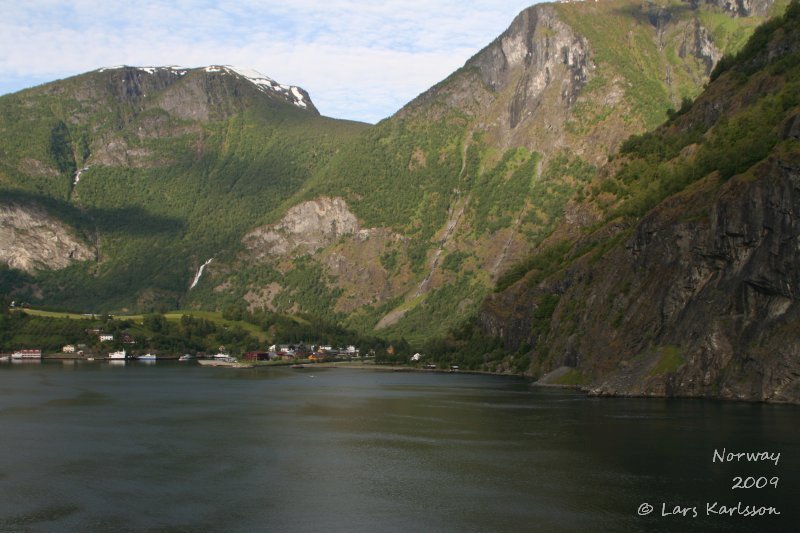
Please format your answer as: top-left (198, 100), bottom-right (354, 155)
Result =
top-left (18, 308), bottom-right (269, 342)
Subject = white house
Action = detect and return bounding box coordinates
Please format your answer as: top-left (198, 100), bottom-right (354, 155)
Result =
top-left (62, 345), bottom-right (76, 353)
top-left (99, 334), bottom-right (114, 342)
top-left (411, 353), bottom-right (423, 362)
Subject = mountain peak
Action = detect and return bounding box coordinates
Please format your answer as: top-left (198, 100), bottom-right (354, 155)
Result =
top-left (96, 64), bottom-right (313, 111)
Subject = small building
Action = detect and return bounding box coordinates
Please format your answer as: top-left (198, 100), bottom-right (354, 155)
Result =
top-left (411, 353), bottom-right (423, 362)
top-left (121, 333), bottom-right (136, 344)
top-left (62, 345), bottom-right (76, 353)
top-left (243, 351), bottom-right (270, 361)
top-left (99, 334), bottom-right (114, 342)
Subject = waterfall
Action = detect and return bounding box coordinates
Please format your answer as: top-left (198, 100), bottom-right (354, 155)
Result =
top-left (73, 166), bottom-right (90, 186)
top-left (190, 258), bottom-right (213, 289)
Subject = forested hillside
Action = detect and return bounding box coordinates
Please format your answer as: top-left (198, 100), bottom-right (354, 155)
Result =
top-left (0, 1), bottom-right (790, 361)
top-left (209, 0), bottom-right (784, 343)
top-left (0, 66), bottom-right (366, 311)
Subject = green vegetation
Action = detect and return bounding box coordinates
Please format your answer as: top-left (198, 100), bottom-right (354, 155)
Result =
top-left (552, 368), bottom-right (590, 386)
top-left (0, 308), bottom-right (259, 355)
top-left (604, 16), bottom-right (800, 220)
top-left (496, 240), bottom-right (572, 292)
top-left (441, 250), bottom-right (469, 272)
top-left (0, 2), bottom-right (792, 353)
top-left (711, 0), bottom-right (798, 81)
top-left (468, 148), bottom-right (539, 234)
top-left (306, 113), bottom-right (465, 241)
top-left (379, 275), bottom-right (487, 344)
top-left (531, 294), bottom-right (560, 337)
top-left (0, 69), bottom-right (367, 312)
top-left (649, 346), bottom-right (685, 376)
top-left (510, 1), bottom-right (798, 289)
top-left (475, 1), bottom-right (800, 378)
top-left (555, 0), bottom-right (684, 128)
top-left (1, 310), bottom-right (97, 353)
top-left (420, 318), bottom-right (506, 371)
top-left (2, 305), bottom-right (417, 362)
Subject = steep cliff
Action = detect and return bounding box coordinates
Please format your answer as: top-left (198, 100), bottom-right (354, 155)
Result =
top-left (0, 203), bottom-right (94, 272)
top-left (478, 0), bottom-right (800, 402)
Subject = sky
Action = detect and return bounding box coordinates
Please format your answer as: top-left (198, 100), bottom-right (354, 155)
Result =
top-left (0, 1), bottom-right (539, 124)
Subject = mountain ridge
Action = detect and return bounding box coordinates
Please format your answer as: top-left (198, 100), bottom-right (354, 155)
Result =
top-left (0, 0), bottom-right (793, 400)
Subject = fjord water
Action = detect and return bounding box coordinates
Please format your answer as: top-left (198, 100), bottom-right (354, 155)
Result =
top-left (0, 363), bottom-right (797, 532)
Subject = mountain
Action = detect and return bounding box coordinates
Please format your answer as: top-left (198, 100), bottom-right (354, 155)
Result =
top-left (0, 65), bottom-right (367, 311)
top-left (201, 0), bottom-right (784, 343)
top-left (477, 0), bottom-right (800, 402)
top-left (0, 0), bottom-right (789, 359)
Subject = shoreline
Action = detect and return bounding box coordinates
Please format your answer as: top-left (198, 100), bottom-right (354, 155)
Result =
top-left (5, 357), bottom-right (789, 404)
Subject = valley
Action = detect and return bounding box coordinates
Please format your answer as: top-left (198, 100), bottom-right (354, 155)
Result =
top-left (1, 0), bottom-right (798, 402)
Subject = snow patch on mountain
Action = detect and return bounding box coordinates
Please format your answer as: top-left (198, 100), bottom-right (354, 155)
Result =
top-left (222, 66), bottom-right (309, 109)
top-left (98, 65), bottom-right (188, 75)
top-left (97, 65), bottom-right (310, 110)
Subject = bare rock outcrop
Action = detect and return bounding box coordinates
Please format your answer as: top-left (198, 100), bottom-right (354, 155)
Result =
top-left (244, 197), bottom-right (360, 259)
top-left (0, 204), bottom-right (94, 273)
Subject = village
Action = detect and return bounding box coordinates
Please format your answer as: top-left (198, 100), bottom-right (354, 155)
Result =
top-left (0, 328), bottom-right (445, 370)
top-left (2, 306), bottom-right (432, 367)
top-left (1, 331), bottom-right (367, 363)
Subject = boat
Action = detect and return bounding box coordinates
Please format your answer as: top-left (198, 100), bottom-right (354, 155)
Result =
top-left (107, 349), bottom-right (126, 360)
top-left (12, 349), bottom-right (42, 360)
top-left (179, 354), bottom-right (195, 362)
top-left (137, 353), bottom-right (157, 361)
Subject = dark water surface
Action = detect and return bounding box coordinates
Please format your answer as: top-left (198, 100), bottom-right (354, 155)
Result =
top-left (0, 362), bottom-right (797, 532)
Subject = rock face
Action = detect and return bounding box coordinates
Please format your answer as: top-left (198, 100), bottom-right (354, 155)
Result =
top-left (465, 4), bottom-right (591, 128)
top-left (0, 204), bottom-right (94, 272)
top-left (398, 0), bottom-right (773, 166)
top-left (399, 2), bottom-right (596, 161)
top-left (478, 2), bottom-right (800, 402)
top-left (97, 65), bottom-right (318, 118)
top-left (707, 0), bottom-right (774, 17)
top-left (244, 197), bottom-right (360, 259)
top-left (481, 156), bottom-right (800, 403)
top-left (241, 197), bottom-right (414, 313)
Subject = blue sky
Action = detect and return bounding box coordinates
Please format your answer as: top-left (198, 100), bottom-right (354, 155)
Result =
top-left (0, 1), bottom-right (538, 123)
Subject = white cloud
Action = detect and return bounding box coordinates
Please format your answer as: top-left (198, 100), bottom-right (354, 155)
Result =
top-left (0, 0), bottom-right (538, 122)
